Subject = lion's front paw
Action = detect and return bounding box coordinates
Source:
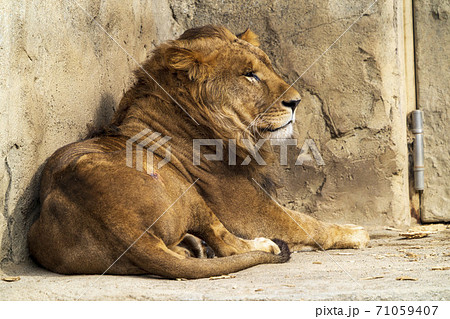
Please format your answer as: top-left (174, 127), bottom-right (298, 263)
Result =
top-left (334, 224), bottom-right (370, 249)
top-left (248, 237), bottom-right (281, 254)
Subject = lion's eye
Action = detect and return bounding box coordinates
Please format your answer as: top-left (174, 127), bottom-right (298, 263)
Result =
top-left (244, 71), bottom-right (260, 82)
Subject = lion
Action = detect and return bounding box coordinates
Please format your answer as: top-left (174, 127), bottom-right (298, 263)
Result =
top-left (28, 25), bottom-right (369, 279)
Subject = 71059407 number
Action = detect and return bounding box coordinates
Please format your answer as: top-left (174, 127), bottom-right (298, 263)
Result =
top-left (376, 305), bottom-right (438, 316)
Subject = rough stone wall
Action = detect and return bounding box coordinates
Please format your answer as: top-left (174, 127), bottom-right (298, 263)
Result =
top-left (414, 0), bottom-right (450, 222)
top-left (1, 0), bottom-right (411, 265)
top-left (169, 0), bottom-right (410, 226)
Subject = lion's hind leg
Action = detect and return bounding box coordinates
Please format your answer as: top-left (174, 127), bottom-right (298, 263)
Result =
top-left (116, 205), bottom-right (291, 278)
top-left (190, 209), bottom-right (285, 257)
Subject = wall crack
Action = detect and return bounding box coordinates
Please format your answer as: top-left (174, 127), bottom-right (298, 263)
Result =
top-left (297, 15), bottom-right (360, 34)
top-left (306, 88), bottom-right (341, 138)
top-left (2, 154), bottom-right (13, 264)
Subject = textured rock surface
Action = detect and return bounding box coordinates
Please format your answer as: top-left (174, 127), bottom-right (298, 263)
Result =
top-left (0, 0), bottom-right (414, 266)
top-left (414, 0), bottom-right (450, 222)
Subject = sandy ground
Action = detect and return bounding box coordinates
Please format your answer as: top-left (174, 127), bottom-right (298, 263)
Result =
top-left (1, 227), bottom-right (449, 301)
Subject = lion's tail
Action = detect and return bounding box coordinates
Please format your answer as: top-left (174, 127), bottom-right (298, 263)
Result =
top-left (130, 238), bottom-right (291, 279)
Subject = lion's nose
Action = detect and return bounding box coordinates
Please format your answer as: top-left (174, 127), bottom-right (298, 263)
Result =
top-left (282, 99), bottom-right (301, 111)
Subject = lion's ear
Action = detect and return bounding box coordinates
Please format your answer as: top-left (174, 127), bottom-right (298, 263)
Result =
top-left (237, 28), bottom-right (260, 47)
top-left (164, 46), bottom-right (214, 81)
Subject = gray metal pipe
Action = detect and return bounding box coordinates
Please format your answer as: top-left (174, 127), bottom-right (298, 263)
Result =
top-left (411, 110), bottom-right (424, 191)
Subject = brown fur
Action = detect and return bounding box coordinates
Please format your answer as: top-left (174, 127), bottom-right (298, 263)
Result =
top-left (28, 25), bottom-right (369, 279)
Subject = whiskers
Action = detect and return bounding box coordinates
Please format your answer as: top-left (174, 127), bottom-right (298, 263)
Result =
top-left (248, 116), bottom-right (270, 139)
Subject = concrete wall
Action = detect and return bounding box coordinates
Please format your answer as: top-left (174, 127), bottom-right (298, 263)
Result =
top-left (0, 0), bottom-right (413, 265)
top-left (414, 0), bottom-right (450, 222)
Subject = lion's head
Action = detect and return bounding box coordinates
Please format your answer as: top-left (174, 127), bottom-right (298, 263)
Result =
top-left (113, 25), bottom-right (301, 159)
